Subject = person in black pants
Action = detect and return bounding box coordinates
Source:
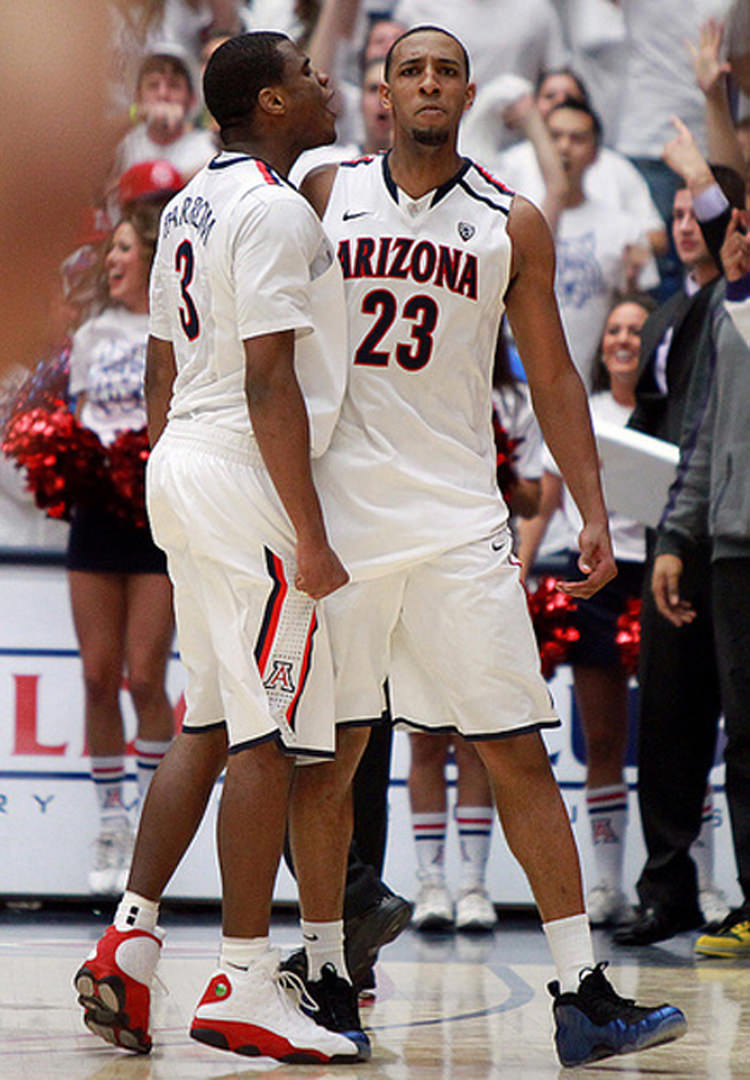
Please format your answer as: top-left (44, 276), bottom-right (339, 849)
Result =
top-left (616, 165), bottom-right (744, 946)
top-left (284, 703), bottom-right (414, 993)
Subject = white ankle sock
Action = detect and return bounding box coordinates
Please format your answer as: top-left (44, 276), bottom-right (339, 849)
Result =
top-left (543, 913), bottom-right (595, 993)
top-left (301, 918), bottom-right (347, 980)
top-left (115, 890), bottom-right (160, 932)
top-left (220, 936), bottom-right (270, 971)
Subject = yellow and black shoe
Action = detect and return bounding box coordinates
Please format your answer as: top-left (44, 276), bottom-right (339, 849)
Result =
top-left (695, 907), bottom-right (750, 958)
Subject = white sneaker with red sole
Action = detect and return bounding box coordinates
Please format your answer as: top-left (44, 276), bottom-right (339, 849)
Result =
top-left (189, 950), bottom-right (362, 1063)
top-left (73, 923), bottom-right (163, 1054)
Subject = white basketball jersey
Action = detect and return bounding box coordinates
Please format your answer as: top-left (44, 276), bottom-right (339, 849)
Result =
top-left (149, 151), bottom-right (347, 457)
top-left (315, 153), bottom-right (515, 578)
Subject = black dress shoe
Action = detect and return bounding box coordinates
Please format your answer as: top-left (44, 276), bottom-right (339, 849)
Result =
top-left (613, 904), bottom-right (704, 946)
top-left (280, 889), bottom-right (414, 992)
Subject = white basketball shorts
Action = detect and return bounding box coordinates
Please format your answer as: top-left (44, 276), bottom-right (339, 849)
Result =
top-left (323, 527), bottom-right (559, 739)
top-left (146, 419), bottom-right (336, 759)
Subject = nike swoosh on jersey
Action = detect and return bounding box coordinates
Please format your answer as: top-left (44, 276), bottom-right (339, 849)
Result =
top-left (343, 209), bottom-right (370, 220)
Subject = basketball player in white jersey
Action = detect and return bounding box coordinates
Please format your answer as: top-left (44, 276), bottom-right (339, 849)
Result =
top-left (300, 26), bottom-right (687, 1068)
top-left (73, 32), bottom-right (370, 1064)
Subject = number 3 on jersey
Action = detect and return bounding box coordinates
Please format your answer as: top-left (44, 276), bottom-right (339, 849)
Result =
top-left (175, 239), bottom-right (200, 341)
top-left (354, 288), bottom-right (438, 370)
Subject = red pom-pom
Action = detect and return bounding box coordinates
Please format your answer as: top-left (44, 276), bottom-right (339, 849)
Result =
top-left (2, 402), bottom-right (108, 520)
top-left (615, 597), bottom-right (641, 677)
top-left (2, 349), bottom-right (151, 524)
top-left (526, 575), bottom-right (580, 679)
top-left (107, 428), bottom-right (150, 527)
top-left (492, 408), bottom-right (521, 505)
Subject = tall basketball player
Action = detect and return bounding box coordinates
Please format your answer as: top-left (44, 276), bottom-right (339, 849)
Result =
top-left (298, 25), bottom-right (688, 1069)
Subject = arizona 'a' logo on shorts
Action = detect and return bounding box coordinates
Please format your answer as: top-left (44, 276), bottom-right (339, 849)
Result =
top-left (263, 660), bottom-right (296, 694)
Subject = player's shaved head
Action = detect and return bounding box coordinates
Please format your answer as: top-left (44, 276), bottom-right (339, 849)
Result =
top-left (203, 31), bottom-right (288, 132)
top-left (384, 25), bottom-right (470, 81)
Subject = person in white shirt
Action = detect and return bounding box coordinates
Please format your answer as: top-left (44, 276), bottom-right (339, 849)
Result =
top-left (494, 69), bottom-right (667, 259)
top-left (65, 202), bottom-right (176, 898)
top-left (113, 48), bottom-right (216, 185)
top-left (539, 99), bottom-right (659, 387)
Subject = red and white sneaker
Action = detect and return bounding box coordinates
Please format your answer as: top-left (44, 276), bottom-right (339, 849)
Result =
top-left (190, 950), bottom-right (361, 1063)
top-left (73, 924), bottom-right (164, 1054)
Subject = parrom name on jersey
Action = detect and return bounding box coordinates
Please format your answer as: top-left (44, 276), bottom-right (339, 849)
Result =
top-left (337, 237), bottom-right (478, 301)
top-left (161, 195), bottom-right (216, 245)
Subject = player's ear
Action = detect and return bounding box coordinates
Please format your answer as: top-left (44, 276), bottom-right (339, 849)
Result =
top-left (380, 80), bottom-right (393, 112)
top-left (257, 85), bottom-right (287, 117)
top-left (463, 81), bottom-right (476, 113)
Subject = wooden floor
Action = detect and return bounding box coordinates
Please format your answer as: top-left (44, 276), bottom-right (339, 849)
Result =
top-left (2, 903), bottom-right (749, 1080)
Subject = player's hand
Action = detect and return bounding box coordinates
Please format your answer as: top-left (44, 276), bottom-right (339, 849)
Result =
top-left (652, 553), bottom-right (696, 626)
top-left (557, 520), bottom-right (617, 599)
top-left (720, 209), bottom-right (750, 282)
top-left (295, 538), bottom-right (349, 600)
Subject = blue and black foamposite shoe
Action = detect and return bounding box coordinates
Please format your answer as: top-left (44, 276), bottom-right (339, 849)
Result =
top-left (549, 961), bottom-right (687, 1067)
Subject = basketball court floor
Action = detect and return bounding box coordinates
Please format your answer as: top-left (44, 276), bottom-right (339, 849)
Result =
top-left (2, 902), bottom-right (748, 1080)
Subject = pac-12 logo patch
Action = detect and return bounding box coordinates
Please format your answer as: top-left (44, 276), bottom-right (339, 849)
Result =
top-left (457, 221), bottom-right (475, 241)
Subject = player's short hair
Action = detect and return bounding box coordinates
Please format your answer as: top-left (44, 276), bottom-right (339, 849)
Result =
top-left (203, 31), bottom-right (289, 133)
top-left (138, 52), bottom-right (194, 96)
top-left (547, 96), bottom-right (603, 146)
top-left (384, 25), bottom-right (470, 82)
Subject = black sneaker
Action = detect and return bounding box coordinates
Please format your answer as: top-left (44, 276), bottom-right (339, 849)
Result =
top-left (304, 963), bottom-right (371, 1061)
top-left (281, 889), bottom-right (413, 993)
top-left (548, 961), bottom-right (687, 1067)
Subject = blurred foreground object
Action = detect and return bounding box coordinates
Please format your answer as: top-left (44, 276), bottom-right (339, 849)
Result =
top-left (0, 3), bottom-right (109, 374)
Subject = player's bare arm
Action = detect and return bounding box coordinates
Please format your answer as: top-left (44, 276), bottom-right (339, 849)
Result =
top-left (145, 335), bottom-right (178, 447)
top-left (504, 194), bottom-right (616, 598)
top-left (244, 329), bottom-right (348, 600)
top-left (300, 163), bottom-right (339, 218)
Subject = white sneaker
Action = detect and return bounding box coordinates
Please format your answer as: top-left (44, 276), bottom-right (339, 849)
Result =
top-left (190, 950), bottom-right (361, 1063)
top-left (455, 886), bottom-right (497, 932)
top-left (412, 882), bottom-right (454, 932)
top-left (699, 885), bottom-right (731, 926)
top-left (586, 882), bottom-right (631, 927)
top-left (74, 923), bottom-right (164, 1053)
top-left (89, 818), bottom-right (134, 895)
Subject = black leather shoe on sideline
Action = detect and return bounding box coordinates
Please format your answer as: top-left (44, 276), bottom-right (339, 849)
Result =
top-left (280, 890), bottom-right (413, 993)
top-left (345, 890), bottom-right (414, 990)
top-left (613, 905), bottom-right (704, 946)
